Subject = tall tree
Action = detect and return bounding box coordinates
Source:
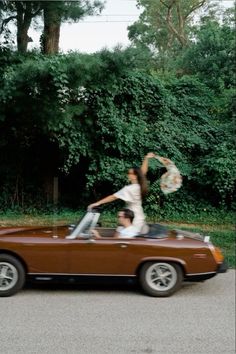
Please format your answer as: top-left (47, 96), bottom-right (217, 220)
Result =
top-left (0, 1), bottom-right (41, 53)
top-left (41, 1), bottom-right (104, 54)
top-left (0, 1), bottom-right (104, 54)
top-left (128, 0), bottom-right (208, 53)
top-left (178, 7), bottom-right (235, 91)
top-left (15, 1), bottom-right (41, 52)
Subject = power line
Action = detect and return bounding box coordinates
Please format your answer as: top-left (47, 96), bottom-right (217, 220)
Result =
top-left (80, 14), bottom-right (140, 23)
top-left (79, 20), bottom-right (138, 23)
top-left (84, 15), bottom-right (140, 19)
top-left (93, 14), bottom-right (139, 16)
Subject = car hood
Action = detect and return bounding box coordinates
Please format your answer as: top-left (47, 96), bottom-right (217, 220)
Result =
top-left (0, 226), bottom-right (70, 238)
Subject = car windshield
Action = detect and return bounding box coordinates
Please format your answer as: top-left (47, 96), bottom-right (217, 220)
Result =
top-left (66, 210), bottom-right (100, 239)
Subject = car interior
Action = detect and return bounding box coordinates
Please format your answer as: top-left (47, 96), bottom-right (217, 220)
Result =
top-left (66, 210), bottom-right (168, 240)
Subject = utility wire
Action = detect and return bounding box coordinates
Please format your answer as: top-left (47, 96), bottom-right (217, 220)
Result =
top-left (79, 20), bottom-right (138, 23)
top-left (78, 14), bottom-right (140, 23)
top-left (92, 14), bottom-right (139, 16)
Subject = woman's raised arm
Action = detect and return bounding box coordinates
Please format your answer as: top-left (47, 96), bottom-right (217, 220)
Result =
top-left (140, 152), bottom-right (156, 175)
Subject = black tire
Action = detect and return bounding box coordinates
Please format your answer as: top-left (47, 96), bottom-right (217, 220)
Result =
top-left (139, 262), bottom-right (183, 297)
top-left (0, 254), bottom-right (25, 297)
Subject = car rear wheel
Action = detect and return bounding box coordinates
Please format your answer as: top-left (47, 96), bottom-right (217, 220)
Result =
top-left (0, 254), bottom-right (25, 297)
top-left (139, 262), bottom-right (183, 297)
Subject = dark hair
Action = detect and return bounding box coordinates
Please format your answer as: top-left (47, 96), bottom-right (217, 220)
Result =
top-left (132, 167), bottom-right (148, 199)
top-left (120, 208), bottom-right (135, 222)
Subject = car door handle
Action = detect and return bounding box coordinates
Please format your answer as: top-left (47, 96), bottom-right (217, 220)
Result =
top-left (117, 242), bottom-right (129, 248)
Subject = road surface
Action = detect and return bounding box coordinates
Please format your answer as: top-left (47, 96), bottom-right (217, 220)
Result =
top-left (0, 270), bottom-right (235, 354)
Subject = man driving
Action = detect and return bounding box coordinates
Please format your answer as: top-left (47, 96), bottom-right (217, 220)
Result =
top-left (92, 208), bottom-right (139, 239)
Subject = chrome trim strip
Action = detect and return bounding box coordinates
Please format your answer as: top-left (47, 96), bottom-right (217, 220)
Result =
top-left (28, 272), bottom-right (136, 277)
top-left (35, 277), bottom-right (52, 280)
top-left (186, 271), bottom-right (216, 276)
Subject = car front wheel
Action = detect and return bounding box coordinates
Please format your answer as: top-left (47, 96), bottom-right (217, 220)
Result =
top-left (139, 262), bottom-right (183, 297)
top-left (0, 254), bottom-right (25, 297)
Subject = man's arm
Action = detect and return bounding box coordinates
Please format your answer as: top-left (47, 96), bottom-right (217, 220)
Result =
top-left (113, 231), bottom-right (120, 238)
top-left (91, 229), bottom-right (101, 239)
top-left (92, 229), bottom-right (120, 239)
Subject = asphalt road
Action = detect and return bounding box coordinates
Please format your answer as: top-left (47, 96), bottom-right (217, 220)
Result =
top-left (0, 270), bottom-right (235, 354)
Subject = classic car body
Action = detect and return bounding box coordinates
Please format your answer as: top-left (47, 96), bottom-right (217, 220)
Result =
top-left (0, 210), bottom-right (227, 297)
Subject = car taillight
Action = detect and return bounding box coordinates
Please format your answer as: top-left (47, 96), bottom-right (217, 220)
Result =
top-left (210, 246), bottom-right (224, 263)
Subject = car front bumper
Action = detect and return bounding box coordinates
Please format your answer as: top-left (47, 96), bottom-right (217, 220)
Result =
top-left (217, 260), bottom-right (228, 273)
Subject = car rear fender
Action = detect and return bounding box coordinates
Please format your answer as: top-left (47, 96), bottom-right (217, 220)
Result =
top-left (136, 257), bottom-right (186, 276)
top-left (0, 249), bottom-right (28, 274)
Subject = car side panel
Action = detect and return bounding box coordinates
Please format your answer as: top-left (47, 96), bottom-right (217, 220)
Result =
top-left (118, 238), bottom-right (219, 275)
top-left (0, 236), bottom-right (69, 273)
top-left (68, 239), bottom-right (130, 274)
top-left (0, 234), bottom-right (219, 277)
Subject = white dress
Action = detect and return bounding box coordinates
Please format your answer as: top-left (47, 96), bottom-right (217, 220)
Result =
top-left (114, 184), bottom-right (146, 232)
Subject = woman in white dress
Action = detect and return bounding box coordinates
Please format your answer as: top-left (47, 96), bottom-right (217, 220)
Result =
top-left (88, 153), bottom-right (155, 232)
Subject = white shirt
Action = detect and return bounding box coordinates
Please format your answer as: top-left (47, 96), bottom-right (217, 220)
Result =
top-left (114, 184), bottom-right (146, 232)
top-left (116, 225), bottom-right (139, 238)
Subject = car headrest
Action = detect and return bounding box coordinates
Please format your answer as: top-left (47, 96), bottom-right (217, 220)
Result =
top-left (138, 224), bottom-right (168, 238)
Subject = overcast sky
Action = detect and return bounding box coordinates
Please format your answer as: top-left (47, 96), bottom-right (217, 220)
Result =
top-left (28, 0), bottom-right (234, 54)
top-left (28, 0), bottom-right (141, 53)
top-left (60, 0), bottom-right (141, 53)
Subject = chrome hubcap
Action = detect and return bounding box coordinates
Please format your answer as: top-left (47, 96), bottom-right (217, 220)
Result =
top-left (0, 262), bottom-right (18, 291)
top-left (146, 263), bottom-right (177, 291)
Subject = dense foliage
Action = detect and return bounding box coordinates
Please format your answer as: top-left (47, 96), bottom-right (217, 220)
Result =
top-left (0, 4), bottom-right (235, 215)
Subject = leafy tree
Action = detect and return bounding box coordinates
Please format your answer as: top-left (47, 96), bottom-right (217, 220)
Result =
top-left (0, 1), bottom-right (42, 52)
top-left (128, 0), bottom-right (209, 53)
top-left (172, 7), bottom-right (236, 206)
top-left (41, 1), bottom-right (104, 54)
top-left (0, 1), bottom-right (104, 54)
top-left (177, 7), bottom-right (235, 92)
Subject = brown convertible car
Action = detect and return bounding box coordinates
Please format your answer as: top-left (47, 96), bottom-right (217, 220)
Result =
top-left (0, 210), bottom-right (227, 297)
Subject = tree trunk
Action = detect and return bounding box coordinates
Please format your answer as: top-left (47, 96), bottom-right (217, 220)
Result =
top-left (17, 24), bottom-right (32, 53)
top-left (42, 3), bottom-right (61, 54)
top-left (43, 22), bottom-right (60, 54)
top-left (16, 2), bottom-right (33, 53)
